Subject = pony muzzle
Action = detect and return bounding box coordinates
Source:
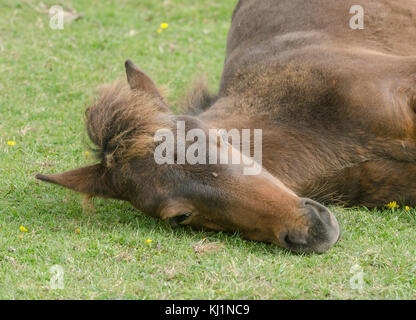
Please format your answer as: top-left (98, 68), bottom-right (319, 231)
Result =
top-left (279, 198), bottom-right (340, 253)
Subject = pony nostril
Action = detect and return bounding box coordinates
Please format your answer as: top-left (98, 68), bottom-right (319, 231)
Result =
top-left (278, 231), bottom-right (291, 248)
top-left (302, 198), bottom-right (340, 251)
top-left (284, 234), bottom-right (291, 245)
top-left (278, 198), bottom-right (341, 253)
top-left (278, 231), bottom-right (307, 249)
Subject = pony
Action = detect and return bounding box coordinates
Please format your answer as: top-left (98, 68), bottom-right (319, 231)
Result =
top-left (37, 0), bottom-right (416, 253)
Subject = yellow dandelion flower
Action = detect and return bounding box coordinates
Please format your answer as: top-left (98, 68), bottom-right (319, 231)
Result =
top-left (386, 201), bottom-right (399, 209)
top-left (85, 151), bottom-right (90, 158)
top-left (19, 226), bottom-right (28, 232)
top-left (76, 228), bottom-right (80, 234)
top-left (145, 238), bottom-right (153, 245)
top-left (160, 23), bottom-right (168, 29)
top-left (157, 28), bottom-right (162, 34)
top-left (7, 141), bottom-right (16, 146)
top-left (405, 206), bottom-right (411, 211)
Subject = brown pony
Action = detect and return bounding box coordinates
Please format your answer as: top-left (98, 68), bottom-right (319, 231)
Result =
top-left (37, 0), bottom-right (416, 253)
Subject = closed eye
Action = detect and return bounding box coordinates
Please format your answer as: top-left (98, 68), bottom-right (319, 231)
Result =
top-left (168, 212), bottom-right (192, 227)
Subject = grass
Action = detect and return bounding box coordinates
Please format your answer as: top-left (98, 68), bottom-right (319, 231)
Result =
top-left (0, 0), bottom-right (416, 300)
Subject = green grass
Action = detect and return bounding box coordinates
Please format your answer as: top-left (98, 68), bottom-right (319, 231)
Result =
top-left (0, 0), bottom-right (416, 299)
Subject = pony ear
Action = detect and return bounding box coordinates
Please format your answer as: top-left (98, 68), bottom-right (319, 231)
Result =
top-left (124, 59), bottom-right (161, 96)
top-left (36, 164), bottom-right (117, 198)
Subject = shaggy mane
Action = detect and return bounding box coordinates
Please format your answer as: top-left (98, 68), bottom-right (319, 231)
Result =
top-left (179, 77), bottom-right (218, 115)
top-left (85, 81), bottom-right (172, 167)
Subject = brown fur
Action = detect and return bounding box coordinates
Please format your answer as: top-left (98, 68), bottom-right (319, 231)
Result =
top-left (200, 0), bottom-right (416, 207)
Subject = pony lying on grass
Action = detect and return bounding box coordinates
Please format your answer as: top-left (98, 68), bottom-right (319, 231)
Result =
top-left (37, 0), bottom-right (416, 253)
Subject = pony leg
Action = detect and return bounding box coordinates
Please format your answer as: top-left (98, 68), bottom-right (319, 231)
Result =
top-left (350, 160), bottom-right (416, 208)
top-left (330, 160), bottom-right (416, 208)
top-left (301, 160), bottom-right (416, 208)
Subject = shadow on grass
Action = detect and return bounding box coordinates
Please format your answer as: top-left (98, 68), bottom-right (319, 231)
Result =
top-left (30, 191), bottom-right (300, 255)
top-left (31, 186), bottom-right (416, 257)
